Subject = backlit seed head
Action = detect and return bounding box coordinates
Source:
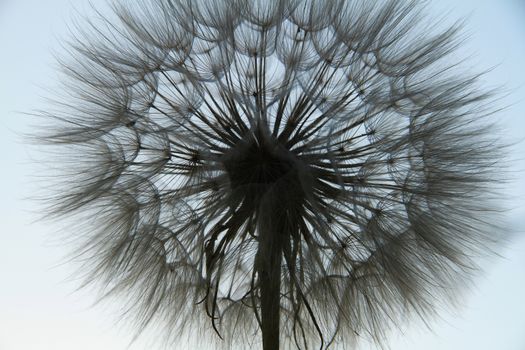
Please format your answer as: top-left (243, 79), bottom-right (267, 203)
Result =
top-left (37, 0), bottom-right (506, 349)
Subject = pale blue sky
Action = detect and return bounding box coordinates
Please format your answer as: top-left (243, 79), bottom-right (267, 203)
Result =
top-left (1, 1), bottom-right (524, 349)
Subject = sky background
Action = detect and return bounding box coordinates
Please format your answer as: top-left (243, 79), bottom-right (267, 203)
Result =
top-left (1, 1), bottom-right (524, 349)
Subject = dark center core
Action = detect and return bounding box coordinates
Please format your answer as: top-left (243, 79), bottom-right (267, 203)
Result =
top-left (222, 125), bottom-right (305, 208)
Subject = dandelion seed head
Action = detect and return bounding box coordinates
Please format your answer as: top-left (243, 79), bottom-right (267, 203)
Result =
top-left (38, 0), bottom-right (506, 349)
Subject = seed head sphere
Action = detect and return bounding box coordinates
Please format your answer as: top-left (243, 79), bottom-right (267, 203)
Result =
top-left (40, 0), bottom-right (505, 349)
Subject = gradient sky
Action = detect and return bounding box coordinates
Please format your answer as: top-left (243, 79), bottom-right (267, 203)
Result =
top-left (1, 1), bottom-right (524, 349)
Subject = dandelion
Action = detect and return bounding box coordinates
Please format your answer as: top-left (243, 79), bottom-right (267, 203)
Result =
top-left (38, 0), bottom-right (505, 349)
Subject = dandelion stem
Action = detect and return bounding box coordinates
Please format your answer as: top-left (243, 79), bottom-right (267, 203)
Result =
top-left (257, 193), bottom-right (285, 350)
